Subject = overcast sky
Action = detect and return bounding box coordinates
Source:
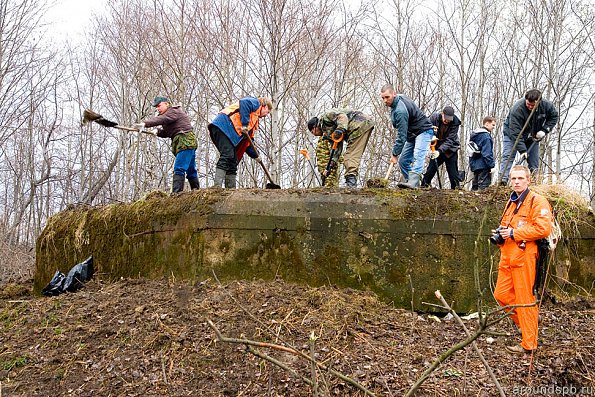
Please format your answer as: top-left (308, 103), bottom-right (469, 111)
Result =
top-left (45, 0), bottom-right (107, 41)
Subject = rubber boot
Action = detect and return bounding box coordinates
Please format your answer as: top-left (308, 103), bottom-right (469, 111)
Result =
top-left (345, 174), bottom-right (357, 188)
top-left (172, 174), bottom-right (186, 193)
top-left (213, 168), bottom-right (226, 188)
top-left (224, 174), bottom-right (236, 189)
top-left (398, 172), bottom-right (421, 189)
top-left (187, 176), bottom-right (200, 190)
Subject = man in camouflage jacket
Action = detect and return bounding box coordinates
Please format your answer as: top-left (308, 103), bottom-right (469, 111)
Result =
top-left (307, 109), bottom-right (374, 187)
top-left (137, 96), bottom-right (198, 193)
top-left (315, 138), bottom-right (341, 187)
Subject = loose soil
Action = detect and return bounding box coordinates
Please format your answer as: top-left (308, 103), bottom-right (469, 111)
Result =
top-left (1, 277), bottom-right (593, 396)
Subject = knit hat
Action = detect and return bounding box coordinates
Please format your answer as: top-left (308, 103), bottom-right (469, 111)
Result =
top-left (307, 117), bottom-right (319, 132)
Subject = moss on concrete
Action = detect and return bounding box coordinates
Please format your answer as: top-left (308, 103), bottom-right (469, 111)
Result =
top-left (35, 188), bottom-right (594, 311)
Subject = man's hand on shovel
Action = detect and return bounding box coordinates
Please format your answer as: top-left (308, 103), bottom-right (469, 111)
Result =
top-left (242, 129), bottom-right (281, 189)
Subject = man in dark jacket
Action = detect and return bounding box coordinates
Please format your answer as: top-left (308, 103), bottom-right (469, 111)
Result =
top-left (380, 84), bottom-right (434, 189)
top-left (469, 116), bottom-right (496, 190)
top-left (136, 96), bottom-right (198, 193)
top-left (421, 106), bottom-right (461, 189)
top-left (499, 89), bottom-right (558, 184)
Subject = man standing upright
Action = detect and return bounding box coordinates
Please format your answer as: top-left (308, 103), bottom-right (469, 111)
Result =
top-left (493, 165), bottom-right (552, 354)
top-left (469, 116), bottom-right (497, 191)
top-left (307, 109), bottom-right (374, 188)
top-left (208, 96), bottom-right (273, 188)
top-left (136, 96), bottom-right (199, 193)
top-left (499, 89), bottom-right (558, 185)
top-left (421, 106), bottom-right (461, 189)
top-left (380, 84), bottom-right (434, 189)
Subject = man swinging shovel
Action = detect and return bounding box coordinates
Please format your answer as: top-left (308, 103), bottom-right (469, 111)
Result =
top-left (82, 109), bottom-right (157, 136)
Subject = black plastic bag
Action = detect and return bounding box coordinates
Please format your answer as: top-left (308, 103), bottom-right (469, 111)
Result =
top-left (42, 256), bottom-right (94, 296)
top-left (41, 271), bottom-right (67, 297)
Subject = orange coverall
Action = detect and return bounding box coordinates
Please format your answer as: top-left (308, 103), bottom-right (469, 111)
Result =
top-left (493, 189), bottom-right (552, 350)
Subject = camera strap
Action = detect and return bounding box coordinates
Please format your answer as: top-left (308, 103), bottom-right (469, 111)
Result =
top-left (500, 188), bottom-right (530, 227)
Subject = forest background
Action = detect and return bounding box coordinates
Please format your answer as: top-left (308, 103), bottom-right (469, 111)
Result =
top-left (1, 0), bottom-right (594, 274)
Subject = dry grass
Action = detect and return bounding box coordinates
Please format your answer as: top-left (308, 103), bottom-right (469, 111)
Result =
top-left (0, 237), bottom-right (35, 285)
top-left (533, 184), bottom-right (590, 209)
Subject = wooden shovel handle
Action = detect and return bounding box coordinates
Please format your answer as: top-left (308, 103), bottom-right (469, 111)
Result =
top-left (384, 162), bottom-right (395, 180)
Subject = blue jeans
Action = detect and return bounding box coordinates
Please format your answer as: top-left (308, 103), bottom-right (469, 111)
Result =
top-left (174, 149), bottom-right (197, 178)
top-left (398, 128), bottom-right (434, 180)
top-left (499, 135), bottom-right (539, 183)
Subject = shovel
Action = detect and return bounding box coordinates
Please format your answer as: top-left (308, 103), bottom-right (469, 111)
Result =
top-left (429, 137), bottom-right (442, 189)
top-left (82, 109), bottom-right (156, 136)
top-left (299, 148), bottom-right (323, 185)
top-left (366, 162), bottom-right (394, 188)
top-left (242, 132), bottom-right (281, 189)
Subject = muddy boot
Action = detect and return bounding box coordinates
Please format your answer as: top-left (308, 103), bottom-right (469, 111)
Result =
top-left (224, 174), bottom-right (236, 189)
top-left (172, 174), bottom-right (185, 193)
top-left (187, 176), bottom-right (200, 190)
top-left (345, 174), bottom-right (357, 188)
top-left (398, 172), bottom-right (421, 189)
top-left (213, 168), bottom-right (226, 188)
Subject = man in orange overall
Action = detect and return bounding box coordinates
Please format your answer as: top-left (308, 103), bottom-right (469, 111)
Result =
top-left (493, 165), bottom-right (552, 353)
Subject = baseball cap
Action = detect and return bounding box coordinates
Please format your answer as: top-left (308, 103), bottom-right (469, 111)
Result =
top-left (152, 96), bottom-right (170, 107)
top-left (443, 106), bottom-right (455, 121)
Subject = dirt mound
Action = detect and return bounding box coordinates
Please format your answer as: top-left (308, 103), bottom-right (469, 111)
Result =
top-left (1, 278), bottom-right (593, 396)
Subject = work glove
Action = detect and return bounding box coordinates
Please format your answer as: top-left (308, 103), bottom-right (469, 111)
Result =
top-left (534, 130), bottom-right (546, 141)
top-left (430, 150), bottom-right (440, 160)
top-left (332, 128), bottom-right (345, 141)
top-left (490, 168), bottom-right (496, 174)
top-left (241, 126), bottom-right (249, 136)
top-left (133, 122), bottom-right (145, 133)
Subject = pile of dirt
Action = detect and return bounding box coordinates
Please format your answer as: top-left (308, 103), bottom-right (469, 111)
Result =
top-left (0, 278), bottom-right (593, 396)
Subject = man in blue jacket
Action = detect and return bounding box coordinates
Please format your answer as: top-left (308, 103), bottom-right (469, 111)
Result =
top-left (208, 96), bottom-right (273, 188)
top-left (380, 84), bottom-right (434, 189)
top-left (469, 116), bottom-right (497, 190)
top-left (421, 106), bottom-right (461, 189)
top-left (499, 89), bottom-right (558, 185)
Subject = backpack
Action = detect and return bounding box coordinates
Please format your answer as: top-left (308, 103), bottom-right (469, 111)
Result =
top-left (534, 212), bottom-right (561, 297)
top-left (467, 141), bottom-right (480, 158)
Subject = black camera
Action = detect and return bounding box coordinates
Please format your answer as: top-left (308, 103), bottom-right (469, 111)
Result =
top-left (489, 227), bottom-right (505, 245)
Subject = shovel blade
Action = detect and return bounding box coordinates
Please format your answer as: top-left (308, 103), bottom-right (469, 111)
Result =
top-left (82, 109), bottom-right (118, 128)
top-left (266, 182), bottom-right (281, 189)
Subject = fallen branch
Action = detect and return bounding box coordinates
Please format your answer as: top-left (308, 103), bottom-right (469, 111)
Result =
top-left (247, 346), bottom-right (317, 389)
top-left (207, 319), bottom-right (376, 397)
top-left (434, 290), bottom-right (505, 397)
top-left (406, 290), bottom-right (533, 397)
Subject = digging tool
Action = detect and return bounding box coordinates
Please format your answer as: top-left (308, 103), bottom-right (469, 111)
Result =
top-left (321, 133), bottom-right (344, 186)
top-left (366, 162), bottom-right (394, 188)
top-left (242, 132), bottom-right (281, 189)
top-left (514, 140), bottom-right (538, 166)
top-left (82, 109), bottom-right (156, 136)
top-left (429, 137), bottom-right (442, 189)
top-left (299, 149), bottom-right (322, 185)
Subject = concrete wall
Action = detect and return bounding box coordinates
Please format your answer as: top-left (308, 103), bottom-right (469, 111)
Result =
top-left (35, 189), bottom-right (595, 311)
